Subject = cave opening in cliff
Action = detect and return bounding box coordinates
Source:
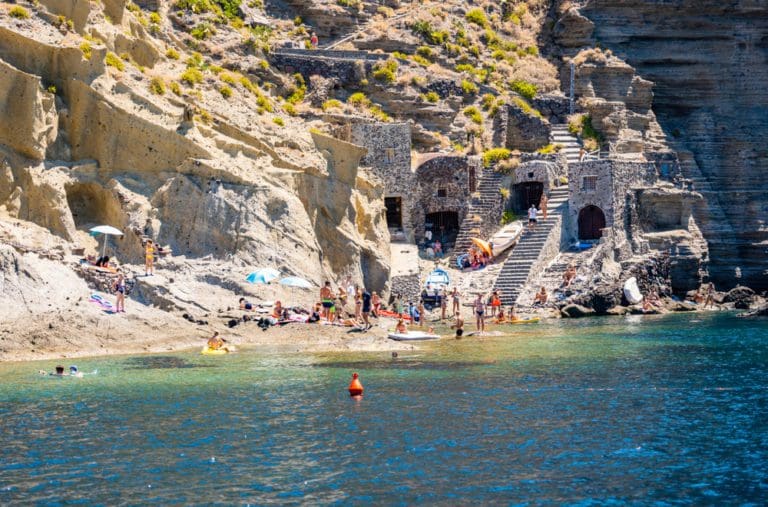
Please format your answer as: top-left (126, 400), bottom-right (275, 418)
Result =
top-left (65, 182), bottom-right (123, 230)
top-left (425, 211), bottom-right (459, 249)
top-left (578, 205), bottom-right (606, 240)
top-left (513, 182), bottom-right (543, 213)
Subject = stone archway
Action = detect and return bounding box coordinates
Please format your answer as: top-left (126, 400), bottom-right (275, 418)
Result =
top-left (425, 210), bottom-right (460, 248)
top-left (513, 182), bottom-right (543, 213)
top-left (578, 205), bottom-right (606, 240)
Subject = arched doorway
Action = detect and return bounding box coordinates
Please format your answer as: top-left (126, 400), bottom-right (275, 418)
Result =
top-left (513, 182), bottom-right (543, 213)
top-left (578, 205), bottom-right (606, 240)
top-left (425, 211), bottom-right (459, 249)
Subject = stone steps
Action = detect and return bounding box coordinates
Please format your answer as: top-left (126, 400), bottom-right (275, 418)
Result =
top-left (453, 168), bottom-right (505, 257)
top-left (551, 124), bottom-right (582, 164)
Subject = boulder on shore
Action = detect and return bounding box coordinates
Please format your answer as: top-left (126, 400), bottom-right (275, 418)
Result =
top-left (738, 304), bottom-right (768, 318)
top-left (723, 286), bottom-right (756, 309)
top-left (561, 304), bottom-right (596, 318)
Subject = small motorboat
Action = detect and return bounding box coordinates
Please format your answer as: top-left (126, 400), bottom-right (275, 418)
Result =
top-left (489, 222), bottom-right (524, 257)
top-left (387, 331), bottom-right (440, 341)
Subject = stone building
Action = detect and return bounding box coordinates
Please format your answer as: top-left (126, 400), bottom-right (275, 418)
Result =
top-left (567, 160), bottom-right (656, 243)
top-left (410, 154), bottom-right (476, 248)
top-left (509, 154), bottom-right (566, 214)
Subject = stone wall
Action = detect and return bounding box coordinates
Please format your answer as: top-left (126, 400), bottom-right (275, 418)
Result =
top-left (390, 274), bottom-right (420, 305)
top-left (532, 94), bottom-right (571, 124)
top-left (567, 160), bottom-right (656, 243)
top-left (270, 49), bottom-right (386, 85)
top-left (493, 103), bottom-right (551, 152)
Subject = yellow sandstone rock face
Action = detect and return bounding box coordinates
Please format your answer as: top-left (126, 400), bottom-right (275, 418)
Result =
top-left (0, 60), bottom-right (57, 160)
top-left (0, 2), bottom-right (391, 291)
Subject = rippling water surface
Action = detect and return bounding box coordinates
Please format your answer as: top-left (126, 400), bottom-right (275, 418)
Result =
top-left (2, 313), bottom-right (767, 504)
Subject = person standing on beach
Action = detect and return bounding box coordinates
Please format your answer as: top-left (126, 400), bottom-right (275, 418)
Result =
top-left (703, 282), bottom-right (716, 309)
top-left (320, 281), bottom-right (334, 321)
top-left (440, 288), bottom-right (448, 320)
top-left (451, 287), bottom-right (461, 316)
top-left (144, 240), bottom-right (154, 276)
top-left (114, 270), bottom-right (126, 313)
top-left (539, 193), bottom-right (548, 220)
top-left (474, 294), bottom-right (485, 333)
top-left (394, 293), bottom-right (404, 317)
top-left (354, 286), bottom-right (363, 320)
top-left (417, 301), bottom-right (425, 328)
top-left (361, 288), bottom-right (372, 330)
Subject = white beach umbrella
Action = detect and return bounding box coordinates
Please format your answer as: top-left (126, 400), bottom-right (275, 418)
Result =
top-left (89, 225), bottom-right (124, 257)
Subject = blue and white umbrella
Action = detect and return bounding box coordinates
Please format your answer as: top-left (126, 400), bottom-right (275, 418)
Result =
top-left (246, 268), bottom-right (280, 284)
top-left (89, 225), bottom-right (123, 257)
top-left (279, 276), bottom-right (313, 289)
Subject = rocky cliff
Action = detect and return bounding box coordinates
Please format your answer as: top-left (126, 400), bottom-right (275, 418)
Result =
top-left (578, 0), bottom-right (768, 290)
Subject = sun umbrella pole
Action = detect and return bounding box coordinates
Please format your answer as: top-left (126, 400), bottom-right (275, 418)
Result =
top-left (102, 235), bottom-right (107, 258)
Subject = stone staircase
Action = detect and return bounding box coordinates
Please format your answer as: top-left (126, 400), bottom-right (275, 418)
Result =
top-left (551, 124), bottom-right (582, 164)
top-left (452, 168), bottom-right (505, 258)
top-left (492, 186), bottom-right (569, 306)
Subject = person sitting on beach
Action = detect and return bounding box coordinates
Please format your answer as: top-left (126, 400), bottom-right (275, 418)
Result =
top-left (272, 301), bottom-right (283, 320)
top-left (692, 290), bottom-right (705, 304)
top-left (643, 290), bottom-right (661, 312)
top-left (533, 287), bottom-right (548, 306)
top-left (395, 318), bottom-right (408, 334)
top-left (308, 303), bottom-right (322, 323)
top-left (95, 255), bottom-right (110, 268)
top-left (207, 331), bottom-right (224, 350)
top-left (508, 306), bottom-right (519, 322)
top-left (434, 240), bottom-right (443, 258)
top-left (495, 307), bottom-right (506, 324)
top-left (239, 298), bottom-right (254, 311)
top-left (562, 265), bottom-right (577, 287)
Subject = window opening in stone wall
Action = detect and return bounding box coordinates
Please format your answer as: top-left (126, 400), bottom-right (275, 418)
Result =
top-left (437, 188), bottom-right (447, 198)
top-left (385, 148), bottom-right (395, 164)
top-left (384, 197), bottom-right (402, 229)
top-left (582, 176), bottom-right (598, 192)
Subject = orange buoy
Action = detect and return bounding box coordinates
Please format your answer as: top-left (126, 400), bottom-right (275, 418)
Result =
top-left (348, 372), bottom-right (364, 397)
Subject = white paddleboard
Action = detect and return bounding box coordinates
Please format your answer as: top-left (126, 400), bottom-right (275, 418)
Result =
top-left (623, 277), bottom-right (643, 305)
top-left (388, 332), bottom-right (440, 341)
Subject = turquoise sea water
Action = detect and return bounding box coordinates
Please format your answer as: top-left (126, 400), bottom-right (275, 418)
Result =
top-left (1, 312), bottom-right (767, 505)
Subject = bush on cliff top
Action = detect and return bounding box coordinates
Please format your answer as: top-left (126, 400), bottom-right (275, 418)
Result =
top-left (482, 148), bottom-right (512, 168)
top-left (510, 79), bottom-right (537, 100)
top-left (10, 5), bottom-right (30, 18)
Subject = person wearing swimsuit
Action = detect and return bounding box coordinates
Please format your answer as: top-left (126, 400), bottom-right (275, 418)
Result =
top-left (451, 287), bottom-right (460, 316)
top-left (474, 294), bottom-right (485, 333)
top-left (144, 240), bottom-right (155, 276)
top-left (320, 281), bottom-right (334, 321)
top-left (114, 271), bottom-right (126, 313)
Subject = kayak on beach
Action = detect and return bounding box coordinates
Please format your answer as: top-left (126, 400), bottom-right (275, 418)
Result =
top-left (201, 346), bottom-right (235, 355)
top-left (388, 331), bottom-right (440, 341)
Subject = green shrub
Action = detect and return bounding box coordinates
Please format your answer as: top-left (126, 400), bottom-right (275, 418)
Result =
top-left (510, 79), bottom-right (537, 100)
top-left (501, 210), bottom-right (518, 225)
top-left (411, 55), bottom-right (430, 67)
top-left (165, 48), bottom-right (180, 60)
top-left (219, 85), bottom-right (232, 98)
top-left (321, 99), bottom-right (342, 111)
top-left (149, 12), bottom-right (161, 24)
top-left (370, 105), bottom-right (391, 122)
top-left (372, 58), bottom-right (398, 84)
top-left (190, 22), bottom-right (215, 40)
top-left (337, 0), bottom-right (361, 7)
top-left (422, 91), bottom-right (439, 103)
top-left (392, 51), bottom-right (409, 60)
top-left (47, 85), bottom-right (57, 94)
top-left (219, 72), bottom-right (236, 85)
top-left (512, 97), bottom-right (542, 118)
top-left (465, 8), bottom-right (488, 28)
top-left (460, 79), bottom-right (478, 96)
top-left (416, 46), bottom-right (434, 61)
top-left (285, 73), bottom-right (306, 104)
top-left (170, 81), bottom-right (182, 95)
top-left (282, 103), bottom-right (297, 116)
top-left (482, 148), bottom-right (512, 167)
top-left (463, 106), bottom-right (483, 125)
top-left (9, 5), bottom-right (30, 19)
top-left (525, 45), bottom-right (539, 56)
top-left (537, 143), bottom-right (562, 154)
top-left (259, 59), bottom-right (269, 70)
top-left (410, 20), bottom-right (448, 45)
top-left (481, 93), bottom-right (496, 110)
top-left (181, 67), bottom-right (203, 86)
top-left (185, 52), bottom-right (205, 69)
top-left (348, 92), bottom-right (371, 107)
top-left (105, 52), bottom-right (125, 71)
top-left (273, 117), bottom-right (285, 126)
top-left (208, 65), bottom-right (223, 74)
top-left (149, 77), bottom-right (166, 95)
top-left (79, 42), bottom-right (92, 60)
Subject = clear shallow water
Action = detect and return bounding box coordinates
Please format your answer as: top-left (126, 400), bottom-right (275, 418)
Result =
top-left (1, 313), bottom-right (767, 505)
